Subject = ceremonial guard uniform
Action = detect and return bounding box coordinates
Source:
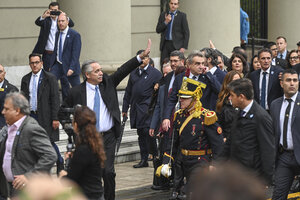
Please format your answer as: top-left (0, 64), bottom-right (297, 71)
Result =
top-left (157, 77), bottom-right (224, 200)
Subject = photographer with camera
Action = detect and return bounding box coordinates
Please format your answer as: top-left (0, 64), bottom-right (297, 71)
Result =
top-left (59, 106), bottom-right (106, 200)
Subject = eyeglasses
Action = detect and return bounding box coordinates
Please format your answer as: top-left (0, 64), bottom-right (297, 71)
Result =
top-left (289, 56), bottom-right (299, 60)
top-left (29, 61), bottom-right (41, 65)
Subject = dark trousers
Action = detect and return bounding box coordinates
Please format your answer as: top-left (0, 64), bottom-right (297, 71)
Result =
top-left (50, 62), bottom-right (80, 100)
top-left (42, 52), bottom-right (55, 72)
top-left (137, 128), bottom-right (150, 161)
top-left (160, 40), bottom-right (176, 69)
top-left (272, 151), bottom-right (300, 200)
top-left (102, 131), bottom-right (116, 200)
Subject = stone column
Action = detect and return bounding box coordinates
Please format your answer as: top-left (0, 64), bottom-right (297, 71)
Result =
top-left (180, 0), bottom-right (240, 57)
top-left (58, 0), bottom-right (132, 66)
top-left (268, 0), bottom-right (300, 50)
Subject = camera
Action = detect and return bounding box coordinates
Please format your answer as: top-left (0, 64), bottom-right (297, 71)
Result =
top-left (50, 10), bottom-right (61, 16)
top-left (58, 106), bottom-right (76, 171)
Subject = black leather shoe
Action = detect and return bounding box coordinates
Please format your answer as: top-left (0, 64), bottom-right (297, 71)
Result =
top-left (133, 160), bottom-right (149, 168)
top-left (151, 184), bottom-right (170, 190)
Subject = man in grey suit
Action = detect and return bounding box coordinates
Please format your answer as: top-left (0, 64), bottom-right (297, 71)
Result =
top-left (270, 69), bottom-right (300, 200)
top-left (0, 92), bottom-right (56, 198)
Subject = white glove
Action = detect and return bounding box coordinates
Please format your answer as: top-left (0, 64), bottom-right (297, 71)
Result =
top-left (161, 164), bottom-right (172, 178)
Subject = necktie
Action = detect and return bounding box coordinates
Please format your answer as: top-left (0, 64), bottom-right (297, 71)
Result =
top-left (93, 86), bottom-right (100, 131)
top-left (31, 74), bottom-right (37, 111)
top-left (59, 32), bottom-right (63, 62)
top-left (239, 110), bottom-right (246, 117)
top-left (280, 54), bottom-right (283, 59)
top-left (192, 76), bottom-right (197, 81)
top-left (260, 72), bottom-right (267, 109)
top-left (166, 12), bottom-right (174, 40)
top-left (283, 99), bottom-right (292, 149)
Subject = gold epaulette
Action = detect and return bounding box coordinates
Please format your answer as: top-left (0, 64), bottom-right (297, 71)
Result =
top-left (201, 108), bottom-right (218, 125)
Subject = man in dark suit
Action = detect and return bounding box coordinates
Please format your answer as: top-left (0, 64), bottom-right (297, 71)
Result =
top-left (276, 36), bottom-right (289, 60)
top-left (162, 51), bottom-right (222, 132)
top-left (270, 69), bottom-right (300, 200)
top-left (122, 50), bottom-right (162, 168)
top-left (62, 40), bottom-right (151, 200)
top-left (265, 41), bottom-right (287, 69)
top-left (220, 78), bottom-right (275, 185)
top-left (249, 48), bottom-right (283, 111)
top-left (201, 48), bottom-right (226, 84)
top-left (21, 53), bottom-right (61, 174)
top-left (32, 2), bottom-right (74, 71)
top-left (0, 92), bottom-right (56, 198)
top-left (156, 0), bottom-right (189, 68)
top-left (0, 64), bottom-right (18, 129)
top-left (50, 13), bottom-right (81, 100)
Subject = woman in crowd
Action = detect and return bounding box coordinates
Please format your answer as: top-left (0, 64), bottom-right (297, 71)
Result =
top-left (227, 53), bottom-right (249, 77)
top-left (287, 49), bottom-right (300, 68)
top-left (216, 71), bottom-right (242, 139)
top-left (249, 55), bottom-right (261, 73)
top-left (60, 106), bottom-right (106, 200)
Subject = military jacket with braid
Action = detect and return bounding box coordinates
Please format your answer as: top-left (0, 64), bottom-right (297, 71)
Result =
top-left (163, 108), bottom-right (224, 164)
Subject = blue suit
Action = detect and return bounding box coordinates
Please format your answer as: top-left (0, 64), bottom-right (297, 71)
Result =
top-left (249, 66), bottom-right (283, 109)
top-left (122, 65), bottom-right (162, 161)
top-left (270, 93), bottom-right (300, 199)
top-left (50, 27), bottom-right (81, 99)
top-left (163, 71), bottom-right (222, 120)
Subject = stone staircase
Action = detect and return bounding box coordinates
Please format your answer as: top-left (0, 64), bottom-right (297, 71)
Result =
top-left (56, 90), bottom-right (141, 164)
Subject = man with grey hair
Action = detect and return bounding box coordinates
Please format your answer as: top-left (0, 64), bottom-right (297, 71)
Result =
top-left (62, 39), bottom-right (152, 200)
top-left (162, 51), bottom-right (222, 131)
top-left (0, 92), bottom-right (57, 199)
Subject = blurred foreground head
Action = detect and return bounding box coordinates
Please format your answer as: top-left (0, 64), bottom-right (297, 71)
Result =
top-left (16, 174), bottom-right (87, 200)
top-left (188, 162), bottom-right (266, 200)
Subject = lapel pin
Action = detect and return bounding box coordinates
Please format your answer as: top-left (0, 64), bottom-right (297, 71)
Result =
top-left (250, 114), bottom-right (254, 118)
top-left (67, 35), bottom-right (70, 38)
top-left (16, 131), bottom-right (20, 136)
top-left (271, 71), bottom-right (274, 75)
top-left (144, 75), bottom-right (148, 79)
top-left (297, 102), bottom-right (300, 106)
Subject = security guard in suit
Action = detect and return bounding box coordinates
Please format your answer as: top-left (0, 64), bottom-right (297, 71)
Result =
top-left (156, 77), bottom-right (224, 200)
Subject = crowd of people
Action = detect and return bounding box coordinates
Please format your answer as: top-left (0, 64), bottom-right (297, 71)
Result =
top-left (1, 0), bottom-right (300, 200)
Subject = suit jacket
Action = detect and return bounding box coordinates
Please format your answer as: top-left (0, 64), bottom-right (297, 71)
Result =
top-left (156, 10), bottom-right (190, 51)
top-left (0, 116), bottom-right (57, 197)
top-left (221, 101), bottom-right (275, 184)
top-left (0, 79), bottom-right (18, 128)
top-left (63, 57), bottom-right (141, 138)
top-left (53, 28), bottom-right (81, 76)
top-left (249, 65), bottom-right (283, 109)
top-left (274, 57), bottom-right (288, 69)
top-left (21, 70), bottom-right (60, 141)
top-left (122, 65), bottom-right (162, 128)
top-left (270, 93), bottom-right (300, 165)
top-left (33, 16), bottom-right (74, 54)
top-left (150, 85), bottom-right (165, 130)
top-left (163, 71), bottom-right (221, 120)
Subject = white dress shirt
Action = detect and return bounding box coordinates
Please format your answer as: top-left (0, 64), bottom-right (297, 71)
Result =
top-left (29, 70), bottom-right (42, 111)
top-left (45, 17), bottom-right (58, 51)
top-left (279, 92), bottom-right (298, 150)
top-left (56, 26), bottom-right (69, 63)
top-left (86, 82), bottom-right (114, 132)
top-left (259, 67), bottom-right (271, 110)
